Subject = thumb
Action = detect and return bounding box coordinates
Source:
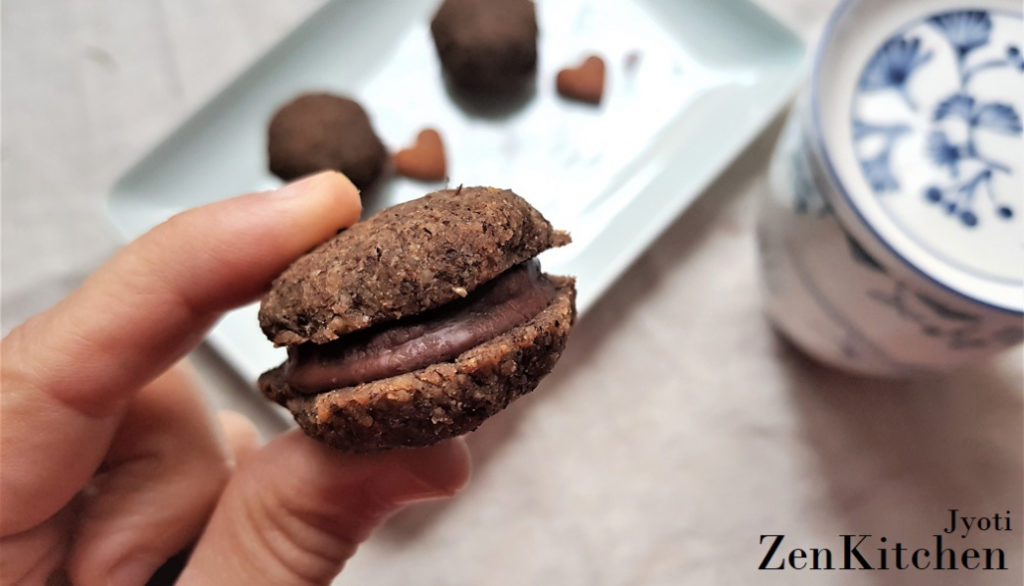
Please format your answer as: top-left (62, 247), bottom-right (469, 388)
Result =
top-left (177, 430), bottom-right (471, 585)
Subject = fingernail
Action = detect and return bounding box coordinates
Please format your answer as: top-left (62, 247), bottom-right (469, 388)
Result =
top-left (273, 171), bottom-right (339, 199)
top-left (364, 468), bottom-right (457, 505)
top-left (108, 554), bottom-right (163, 586)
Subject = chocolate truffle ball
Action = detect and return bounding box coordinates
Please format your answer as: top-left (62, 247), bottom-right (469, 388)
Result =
top-left (430, 0), bottom-right (538, 93)
top-left (267, 93), bottom-right (387, 189)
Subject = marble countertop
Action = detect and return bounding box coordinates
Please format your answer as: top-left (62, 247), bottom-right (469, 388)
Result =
top-left (3, 1), bottom-right (1020, 584)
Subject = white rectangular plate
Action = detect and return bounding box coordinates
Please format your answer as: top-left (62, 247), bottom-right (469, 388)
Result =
top-left (109, 0), bottom-right (805, 384)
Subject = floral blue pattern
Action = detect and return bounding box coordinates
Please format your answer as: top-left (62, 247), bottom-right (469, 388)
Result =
top-left (929, 10), bottom-right (991, 57)
top-left (853, 9), bottom-right (1022, 229)
top-left (867, 283), bottom-right (992, 350)
top-left (1008, 45), bottom-right (1024, 70)
top-left (857, 37), bottom-right (932, 110)
top-left (785, 118), bottom-right (831, 216)
top-left (926, 130), bottom-right (961, 176)
top-left (935, 94), bottom-right (1024, 135)
top-left (932, 93), bottom-right (975, 121)
top-left (859, 151), bottom-right (901, 192)
top-left (972, 102), bottom-right (1023, 134)
top-left (852, 121), bottom-right (911, 192)
top-left (922, 89), bottom-right (1018, 225)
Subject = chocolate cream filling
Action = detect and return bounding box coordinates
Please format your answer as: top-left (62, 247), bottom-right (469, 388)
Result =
top-left (285, 260), bottom-right (556, 394)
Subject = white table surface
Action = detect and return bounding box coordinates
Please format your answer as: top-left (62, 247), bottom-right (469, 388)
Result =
top-left (2, 1), bottom-right (1021, 585)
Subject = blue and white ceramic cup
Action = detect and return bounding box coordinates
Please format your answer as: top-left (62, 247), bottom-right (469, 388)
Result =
top-left (758, 0), bottom-right (1023, 377)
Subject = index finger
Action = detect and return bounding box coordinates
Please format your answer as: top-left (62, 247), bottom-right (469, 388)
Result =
top-left (0, 172), bottom-right (360, 534)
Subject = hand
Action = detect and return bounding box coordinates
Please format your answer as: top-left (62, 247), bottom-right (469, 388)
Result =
top-left (1, 172), bottom-right (472, 585)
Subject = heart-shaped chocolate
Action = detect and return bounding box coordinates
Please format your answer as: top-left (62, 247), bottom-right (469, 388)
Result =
top-left (394, 128), bottom-right (447, 181)
top-left (556, 55), bottom-right (605, 105)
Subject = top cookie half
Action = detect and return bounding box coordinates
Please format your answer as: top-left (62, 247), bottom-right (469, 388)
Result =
top-left (259, 186), bottom-right (570, 345)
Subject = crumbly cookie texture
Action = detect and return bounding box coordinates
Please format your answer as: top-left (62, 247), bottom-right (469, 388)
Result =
top-left (259, 186), bottom-right (570, 345)
top-left (259, 277), bottom-right (575, 452)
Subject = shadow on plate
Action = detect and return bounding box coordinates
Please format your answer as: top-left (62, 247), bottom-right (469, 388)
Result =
top-left (442, 74), bottom-right (537, 122)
